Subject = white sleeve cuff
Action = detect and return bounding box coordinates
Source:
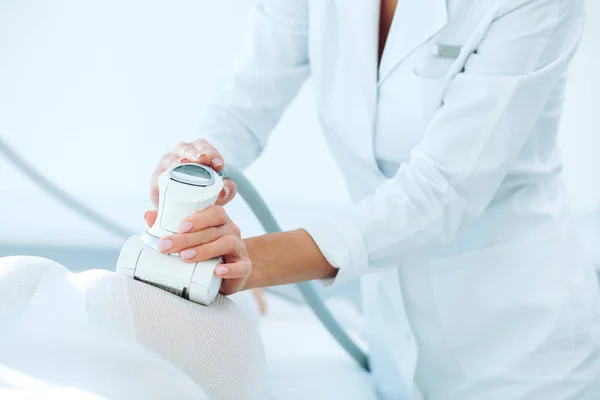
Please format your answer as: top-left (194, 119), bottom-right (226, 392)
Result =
top-left (302, 217), bottom-right (368, 287)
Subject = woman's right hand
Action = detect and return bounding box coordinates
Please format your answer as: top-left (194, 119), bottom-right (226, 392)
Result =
top-left (149, 139), bottom-right (238, 207)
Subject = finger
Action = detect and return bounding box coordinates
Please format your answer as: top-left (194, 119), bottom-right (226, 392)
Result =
top-left (192, 140), bottom-right (224, 171)
top-left (178, 235), bottom-right (242, 263)
top-left (219, 278), bottom-right (246, 296)
top-left (252, 288), bottom-right (268, 315)
top-left (150, 190), bottom-right (159, 209)
top-left (165, 224), bottom-right (240, 254)
top-left (144, 210), bottom-right (158, 227)
top-left (173, 142), bottom-right (209, 164)
top-left (185, 205), bottom-right (229, 232)
top-left (150, 153), bottom-right (180, 206)
top-left (214, 260), bottom-right (252, 279)
top-left (159, 152), bottom-right (181, 170)
top-left (215, 180), bottom-right (237, 206)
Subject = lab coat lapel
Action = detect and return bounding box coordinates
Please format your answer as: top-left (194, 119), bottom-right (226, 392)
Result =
top-left (378, 0), bottom-right (448, 84)
top-left (332, 0), bottom-right (379, 125)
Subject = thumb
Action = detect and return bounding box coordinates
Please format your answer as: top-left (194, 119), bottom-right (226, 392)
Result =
top-left (144, 210), bottom-right (158, 227)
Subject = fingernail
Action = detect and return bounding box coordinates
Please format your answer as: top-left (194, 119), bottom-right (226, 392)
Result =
top-left (179, 221), bottom-right (193, 233)
top-left (217, 266), bottom-right (229, 276)
top-left (144, 211), bottom-right (149, 220)
top-left (180, 249), bottom-right (196, 260)
top-left (223, 186), bottom-right (230, 198)
top-left (212, 158), bottom-right (223, 168)
top-left (157, 239), bottom-right (173, 252)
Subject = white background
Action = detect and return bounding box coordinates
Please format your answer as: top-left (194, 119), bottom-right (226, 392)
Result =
top-left (0, 0), bottom-right (599, 250)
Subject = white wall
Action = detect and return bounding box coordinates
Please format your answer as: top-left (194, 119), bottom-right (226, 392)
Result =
top-left (559, 0), bottom-right (600, 210)
top-left (0, 0), bottom-right (598, 248)
top-left (0, 0), bottom-right (348, 247)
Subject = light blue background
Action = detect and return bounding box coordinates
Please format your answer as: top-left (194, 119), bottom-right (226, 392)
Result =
top-left (0, 0), bottom-right (599, 271)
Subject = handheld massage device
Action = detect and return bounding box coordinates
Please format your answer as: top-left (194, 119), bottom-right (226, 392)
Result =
top-left (116, 163), bottom-right (224, 305)
top-left (0, 135), bottom-right (370, 370)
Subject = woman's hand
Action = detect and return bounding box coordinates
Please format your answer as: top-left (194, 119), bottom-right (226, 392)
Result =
top-left (150, 139), bottom-right (237, 207)
top-left (144, 205), bottom-right (251, 296)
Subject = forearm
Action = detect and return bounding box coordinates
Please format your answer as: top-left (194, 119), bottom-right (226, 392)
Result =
top-left (242, 229), bottom-right (337, 290)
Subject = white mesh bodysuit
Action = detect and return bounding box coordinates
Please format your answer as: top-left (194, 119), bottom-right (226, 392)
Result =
top-left (0, 256), bottom-right (265, 400)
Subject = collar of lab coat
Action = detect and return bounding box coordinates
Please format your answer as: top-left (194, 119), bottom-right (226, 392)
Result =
top-left (331, 0), bottom-right (448, 169)
top-left (333, 0), bottom-right (448, 86)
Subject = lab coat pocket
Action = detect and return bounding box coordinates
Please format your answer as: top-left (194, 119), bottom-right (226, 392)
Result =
top-left (405, 68), bottom-right (450, 120)
top-left (410, 4), bottom-right (498, 80)
top-left (427, 230), bottom-right (574, 374)
top-left (381, 66), bottom-right (450, 141)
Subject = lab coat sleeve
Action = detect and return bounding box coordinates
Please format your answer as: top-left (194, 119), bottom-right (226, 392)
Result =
top-left (303, 0), bottom-right (585, 285)
top-left (198, 0), bottom-right (310, 169)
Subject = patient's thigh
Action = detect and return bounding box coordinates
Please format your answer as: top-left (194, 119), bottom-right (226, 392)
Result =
top-left (0, 256), bottom-right (61, 314)
top-left (0, 256), bottom-right (265, 400)
top-left (86, 270), bottom-right (266, 400)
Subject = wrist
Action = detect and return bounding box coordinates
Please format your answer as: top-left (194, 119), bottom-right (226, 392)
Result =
top-left (242, 235), bottom-right (266, 291)
top-left (241, 230), bottom-right (337, 291)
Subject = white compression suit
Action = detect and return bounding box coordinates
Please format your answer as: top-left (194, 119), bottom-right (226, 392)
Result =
top-left (0, 256), bottom-right (265, 400)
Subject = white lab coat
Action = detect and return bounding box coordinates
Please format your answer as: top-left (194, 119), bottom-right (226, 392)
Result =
top-left (199, 0), bottom-right (600, 398)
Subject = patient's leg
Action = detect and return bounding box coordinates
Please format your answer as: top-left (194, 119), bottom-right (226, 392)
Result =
top-left (0, 255), bottom-right (56, 315)
top-left (87, 268), bottom-right (266, 400)
top-left (0, 256), bottom-right (265, 400)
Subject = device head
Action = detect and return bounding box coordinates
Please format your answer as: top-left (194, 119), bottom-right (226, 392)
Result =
top-left (116, 236), bottom-right (223, 305)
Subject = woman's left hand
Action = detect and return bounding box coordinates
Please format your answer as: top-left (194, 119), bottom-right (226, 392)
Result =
top-left (144, 206), bottom-right (251, 295)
